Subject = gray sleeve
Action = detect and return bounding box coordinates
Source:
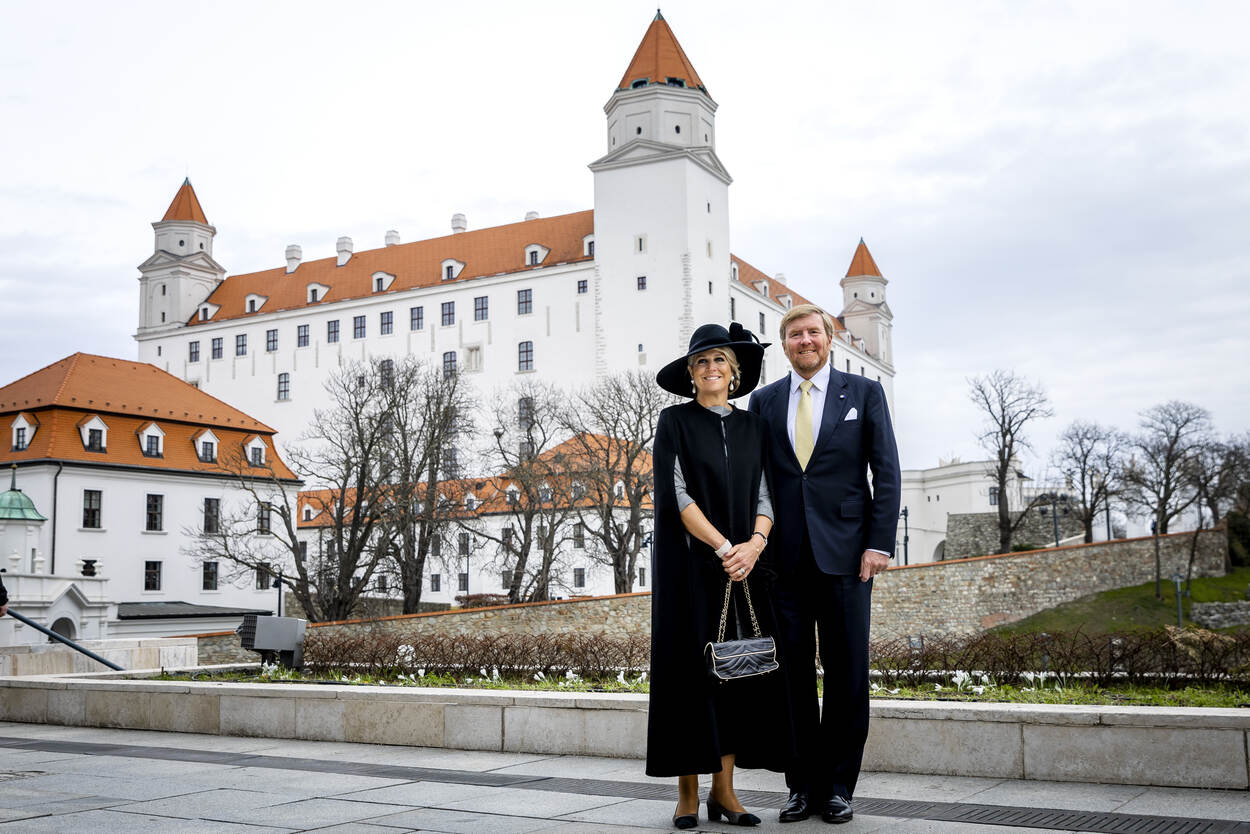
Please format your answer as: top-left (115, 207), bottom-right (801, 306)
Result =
top-left (674, 458), bottom-right (695, 513)
top-left (756, 475), bottom-right (774, 522)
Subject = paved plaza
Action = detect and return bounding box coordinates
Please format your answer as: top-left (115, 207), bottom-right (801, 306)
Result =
top-left (0, 721), bottom-right (1246, 832)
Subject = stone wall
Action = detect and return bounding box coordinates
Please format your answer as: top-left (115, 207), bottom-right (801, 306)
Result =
top-left (946, 506), bottom-right (1085, 558)
top-left (871, 528), bottom-right (1228, 637)
top-left (194, 592), bottom-right (653, 665)
top-left (1192, 602), bottom-right (1250, 630)
top-left (0, 638), bottom-right (197, 676)
top-left (194, 529), bottom-right (1229, 661)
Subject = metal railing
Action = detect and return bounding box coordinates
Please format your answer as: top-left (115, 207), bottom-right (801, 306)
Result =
top-left (4, 609), bottom-right (124, 671)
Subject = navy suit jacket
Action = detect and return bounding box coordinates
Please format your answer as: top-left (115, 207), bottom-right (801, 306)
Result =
top-left (748, 366), bottom-right (901, 576)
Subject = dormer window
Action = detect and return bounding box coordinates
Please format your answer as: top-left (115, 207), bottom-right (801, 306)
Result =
top-left (631, 79), bottom-right (648, 89)
top-left (78, 415), bottom-right (108, 453)
top-left (778, 293), bottom-right (793, 310)
top-left (372, 271), bottom-right (396, 293)
top-left (138, 423), bottom-right (165, 458)
top-left (245, 436), bottom-right (267, 467)
top-left (666, 77), bottom-right (685, 87)
top-left (11, 414), bottom-right (36, 451)
top-left (583, 234), bottom-right (595, 257)
top-left (465, 495), bottom-right (477, 511)
top-left (441, 259), bottom-right (465, 281)
top-left (524, 244), bottom-right (549, 267)
top-left (731, 263), bottom-right (739, 281)
top-left (194, 430), bottom-right (220, 463)
top-left (303, 507), bottom-right (313, 521)
top-left (145, 436), bottom-right (160, 456)
top-left (753, 279), bottom-right (769, 296)
top-left (506, 488), bottom-right (519, 505)
top-left (306, 283), bottom-right (329, 304)
top-left (244, 294), bottom-right (268, 314)
top-left (539, 485), bottom-right (552, 503)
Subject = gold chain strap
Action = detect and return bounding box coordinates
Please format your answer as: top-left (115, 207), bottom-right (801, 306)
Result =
top-left (716, 575), bottom-right (764, 643)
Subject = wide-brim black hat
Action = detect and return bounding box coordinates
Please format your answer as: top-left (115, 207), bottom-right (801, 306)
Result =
top-left (656, 322), bottom-right (770, 399)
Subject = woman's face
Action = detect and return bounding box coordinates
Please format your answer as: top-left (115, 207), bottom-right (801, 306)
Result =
top-left (690, 349), bottom-right (731, 396)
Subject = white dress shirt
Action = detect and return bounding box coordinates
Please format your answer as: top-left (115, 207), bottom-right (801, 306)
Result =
top-left (786, 362), bottom-right (831, 454)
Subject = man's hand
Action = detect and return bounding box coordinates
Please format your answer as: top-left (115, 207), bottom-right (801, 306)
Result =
top-left (859, 550), bottom-right (889, 582)
top-left (0, 604), bottom-right (7, 617)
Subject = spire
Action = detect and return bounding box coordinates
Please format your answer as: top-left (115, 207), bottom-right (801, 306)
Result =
top-left (162, 178), bottom-right (209, 224)
top-left (617, 11), bottom-right (707, 95)
top-left (845, 238), bottom-right (883, 278)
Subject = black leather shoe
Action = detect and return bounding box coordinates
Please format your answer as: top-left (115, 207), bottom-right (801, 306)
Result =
top-left (707, 796), bottom-right (760, 826)
top-left (779, 790), bottom-right (810, 822)
top-left (821, 795), bottom-right (853, 824)
top-left (672, 811), bottom-right (698, 829)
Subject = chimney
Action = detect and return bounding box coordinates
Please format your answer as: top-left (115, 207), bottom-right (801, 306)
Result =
top-left (774, 272), bottom-right (786, 283)
top-left (524, 211), bottom-right (540, 221)
top-left (451, 213), bottom-right (467, 234)
top-left (285, 245), bottom-right (302, 274)
top-left (336, 236), bottom-right (353, 266)
top-left (384, 230), bottom-right (401, 247)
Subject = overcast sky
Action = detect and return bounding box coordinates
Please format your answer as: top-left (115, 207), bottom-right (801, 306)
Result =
top-left (1, 0), bottom-right (1247, 472)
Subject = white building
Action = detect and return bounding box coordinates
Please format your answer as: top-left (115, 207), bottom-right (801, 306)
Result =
top-left (132, 13), bottom-right (897, 450)
top-left (0, 353), bottom-right (300, 641)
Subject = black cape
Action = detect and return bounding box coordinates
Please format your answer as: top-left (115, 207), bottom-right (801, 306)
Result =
top-left (646, 401), bottom-right (794, 777)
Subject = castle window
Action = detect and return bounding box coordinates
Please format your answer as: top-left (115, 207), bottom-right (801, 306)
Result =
top-left (636, 235), bottom-right (646, 253)
top-left (235, 334), bottom-right (247, 356)
top-left (518, 341), bottom-right (534, 372)
top-left (518, 396), bottom-right (534, 429)
top-left (989, 487), bottom-right (1000, 506)
top-left (441, 301), bottom-right (455, 326)
top-left (577, 279), bottom-right (587, 294)
top-left (675, 125), bottom-right (681, 134)
top-left (248, 299), bottom-right (257, 313)
top-left (200, 440), bottom-right (216, 463)
top-left (376, 276), bottom-right (384, 291)
top-left (327, 320), bottom-right (339, 343)
top-left (442, 351), bottom-right (457, 378)
top-left (430, 573), bottom-right (440, 592)
top-left (200, 242), bottom-right (204, 250)
top-left (636, 126), bottom-right (643, 134)
top-left (410, 306), bottom-right (424, 331)
top-left (573, 523), bottom-right (585, 548)
top-left (310, 289), bottom-right (318, 302)
top-left (587, 240), bottom-right (595, 257)
top-left (250, 444), bottom-right (265, 466)
top-left (637, 276), bottom-right (647, 291)
top-left (144, 434), bottom-right (161, 457)
top-left (446, 264), bottom-right (454, 280)
top-left (266, 329), bottom-right (278, 352)
top-left (160, 313), bottom-right (165, 323)
top-left (189, 341), bottom-right (200, 362)
top-left (631, 79), bottom-right (647, 89)
top-left (202, 562), bottom-right (218, 591)
top-left (379, 359), bottom-right (394, 388)
top-left (161, 285), bottom-right (166, 296)
top-left (708, 281), bottom-right (713, 294)
top-left (574, 568), bottom-right (586, 588)
top-left (353, 315), bottom-right (366, 339)
top-left (14, 427), bottom-right (26, 451)
top-left (529, 250), bottom-right (538, 266)
top-left (200, 308), bottom-right (209, 321)
top-left (178, 239), bottom-right (185, 247)
top-left (666, 77), bottom-right (685, 87)
top-left (87, 428), bottom-right (104, 452)
top-left (517, 289), bottom-right (532, 315)
top-left (211, 338), bottom-right (223, 359)
top-left (458, 573), bottom-right (468, 592)
top-left (380, 311), bottom-right (393, 335)
top-left (297, 324), bottom-right (309, 347)
top-left (144, 560), bottom-right (162, 590)
top-left (759, 312), bottom-right (766, 335)
top-left (145, 494), bottom-right (164, 532)
top-left (639, 566), bottom-right (646, 585)
top-left (83, 490), bottom-right (102, 529)
top-left (203, 499), bottom-right (220, 534)
top-left (474, 296), bottom-right (489, 321)
top-left (277, 373), bottom-right (290, 401)
top-left (846, 359), bottom-right (851, 372)
top-left (257, 504), bottom-right (272, 534)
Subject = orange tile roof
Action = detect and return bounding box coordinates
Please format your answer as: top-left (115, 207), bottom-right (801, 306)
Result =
top-left (0, 408), bottom-right (296, 479)
top-left (162, 178), bottom-right (209, 224)
top-left (845, 238), bottom-right (883, 278)
top-left (730, 255), bottom-right (845, 331)
top-left (617, 11), bottom-right (707, 95)
top-left (0, 353), bottom-right (274, 432)
top-left (192, 210), bottom-right (594, 326)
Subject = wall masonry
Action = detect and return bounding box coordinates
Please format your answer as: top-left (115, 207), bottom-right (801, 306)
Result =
top-left (191, 529), bottom-right (1229, 662)
top-left (946, 506), bottom-right (1085, 558)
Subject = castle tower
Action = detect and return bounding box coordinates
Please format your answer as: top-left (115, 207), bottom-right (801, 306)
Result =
top-left (839, 239), bottom-right (893, 366)
top-left (590, 12), bottom-right (733, 373)
top-left (136, 179), bottom-right (225, 336)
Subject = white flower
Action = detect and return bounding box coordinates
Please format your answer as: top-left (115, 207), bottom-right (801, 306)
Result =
top-left (970, 686), bottom-right (985, 695)
top-left (492, 667), bottom-right (500, 680)
top-left (933, 684), bottom-right (943, 691)
top-left (534, 671), bottom-right (546, 681)
top-left (617, 670), bottom-right (627, 684)
top-left (417, 668), bottom-right (426, 678)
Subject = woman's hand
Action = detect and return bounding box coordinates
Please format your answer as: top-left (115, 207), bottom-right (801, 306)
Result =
top-left (722, 539), bottom-right (763, 581)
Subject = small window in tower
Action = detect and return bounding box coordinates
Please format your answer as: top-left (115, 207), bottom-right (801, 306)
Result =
top-left (248, 299), bottom-right (257, 313)
top-left (160, 313), bottom-right (165, 323)
top-left (157, 345), bottom-right (162, 355)
top-left (588, 240), bottom-right (595, 257)
top-left (708, 281), bottom-right (713, 295)
top-left (529, 250), bottom-right (539, 266)
top-left (631, 79), bottom-right (647, 89)
top-left (375, 276), bottom-right (384, 292)
top-left (853, 292), bottom-right (858, 299)
top-left (161, 285), bottom-right (166, 296)
top-left (199, 242), bottom-right (204, 250)
top-left (635, 126), bottom-right (642, 135)
top-left (871, 292), bottom-right (875, 298)
top-left (310, 288), bottom-right (318, 302)
top-left (707, 202), bottom-right (710, 213)
top-left (179, 239), bottom-right (185, 247)
top-left (445, 264), bottom-right (454, 280)
top-left (666, 77), bottom-right (685, 87)
top-left (637, 276), bottom-right (647, 291)
top-left (675, 125), bottom-right (681, 134)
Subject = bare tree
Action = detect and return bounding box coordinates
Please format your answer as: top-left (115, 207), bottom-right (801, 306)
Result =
top-left (460, 381), bottom-right (579, 602)
top-left (279, 360), bottom-right (398, 620)
top-left (1122, 401), bottom-right (1212, 536)
top-left (376, 357), bottom-right (476, 613)
top-left (968, 370), bottom-right (1055, 553)
top-left (1188, 434), bottom-right (1250, 526)
top-left (559, 371), bottom-right (674, 593)
top-left (1051, 420), bottom-right (1128, 543)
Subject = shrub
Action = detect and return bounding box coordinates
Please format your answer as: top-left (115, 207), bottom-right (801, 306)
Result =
top-left (454, 594), bottom-right (512, 609)
top-left (1227, 511), bottom-right (1250, 568)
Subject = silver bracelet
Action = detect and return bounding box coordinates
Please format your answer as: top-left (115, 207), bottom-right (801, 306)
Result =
top-left (752, 531), bottom-right (768, 546)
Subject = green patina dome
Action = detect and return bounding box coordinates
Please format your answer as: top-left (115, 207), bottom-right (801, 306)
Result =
top-left (0, 467), bottom-right (46, 522)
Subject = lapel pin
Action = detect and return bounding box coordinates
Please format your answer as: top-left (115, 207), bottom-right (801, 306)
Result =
top-left (839, 393), bottom-right (846, 399)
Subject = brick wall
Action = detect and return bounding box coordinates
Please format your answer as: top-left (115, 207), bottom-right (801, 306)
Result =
top-left (946, 506), bottom-right (1085, 558)
top-left (193, 529), bottom-right (1229, 662)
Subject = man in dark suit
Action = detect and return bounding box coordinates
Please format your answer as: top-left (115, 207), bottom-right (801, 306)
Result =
top-left (748, 303), bottom-right (900, 824)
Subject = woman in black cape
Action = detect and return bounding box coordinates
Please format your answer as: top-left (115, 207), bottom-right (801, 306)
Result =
top-left (647, 322), bottom-right (794, 829)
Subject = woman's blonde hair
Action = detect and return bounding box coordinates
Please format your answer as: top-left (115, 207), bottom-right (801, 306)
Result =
top-left (687, 347), bottom-right (741, 392)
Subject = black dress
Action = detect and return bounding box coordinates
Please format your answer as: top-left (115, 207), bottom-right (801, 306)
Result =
top-left (646, 400), bottom-right (794, 777)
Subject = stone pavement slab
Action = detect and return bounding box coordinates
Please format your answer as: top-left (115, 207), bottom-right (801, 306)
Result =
top-left (334, 780), bottom-right (508, 807)
top-left (0, 808), bottom-right (296, 832)
top-left (367, 806), bottom-right (560, 832)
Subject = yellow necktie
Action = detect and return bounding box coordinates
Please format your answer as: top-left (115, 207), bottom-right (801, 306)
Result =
top-left (795, 380), bottom-right (814, 470)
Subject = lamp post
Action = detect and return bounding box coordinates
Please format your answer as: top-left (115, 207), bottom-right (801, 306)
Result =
top-left (1050, 493), bottom-right (1061, 548)
top-left (1170, 573), bottom-right (1184, 628)
top-left (1152, 518), bottom-right (1161, 599)
top-left (898, 507), bottom-right (910, 565)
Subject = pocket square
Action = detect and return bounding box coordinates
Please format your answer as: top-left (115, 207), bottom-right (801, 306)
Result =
top-left (844, 407), bottom-right (858, 421)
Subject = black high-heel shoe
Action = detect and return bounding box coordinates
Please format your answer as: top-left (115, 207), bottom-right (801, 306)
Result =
top-left (707, 796), bottom-right (761, 826)
top-left (672, 809), bottom-right (698, 829)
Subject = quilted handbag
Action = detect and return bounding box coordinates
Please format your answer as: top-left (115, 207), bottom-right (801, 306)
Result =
top-left (705, 576), bottom-right (779, 682)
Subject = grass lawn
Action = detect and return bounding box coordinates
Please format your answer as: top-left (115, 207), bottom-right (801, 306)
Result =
top-left (993, 566), bottom-right (1250, 634)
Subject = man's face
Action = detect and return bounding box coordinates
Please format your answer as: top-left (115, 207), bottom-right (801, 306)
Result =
top-left (782, 313), bottom-right (831, 378)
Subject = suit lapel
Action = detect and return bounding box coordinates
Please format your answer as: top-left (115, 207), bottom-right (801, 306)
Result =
top-left (770, 376), bottom-right (801, 471)
top-left (812, 367), bottom-right (851, 459)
